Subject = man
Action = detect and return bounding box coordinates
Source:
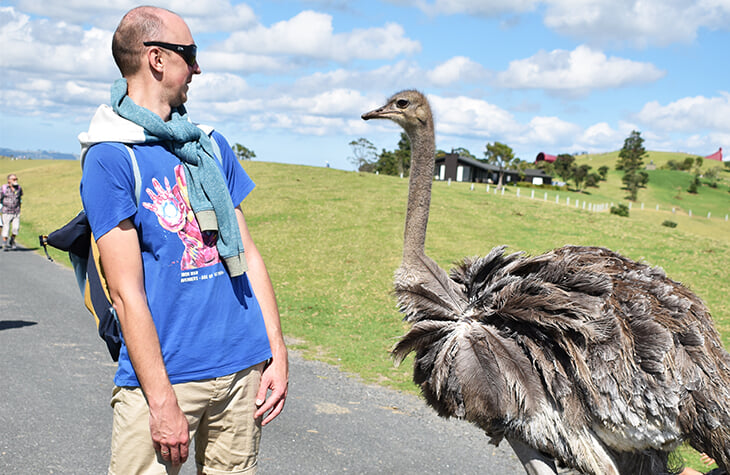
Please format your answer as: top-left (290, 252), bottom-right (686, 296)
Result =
top-left (1, 173), bottom-right (22, 251)
top-left (78, 7), bottom-right (287, 474)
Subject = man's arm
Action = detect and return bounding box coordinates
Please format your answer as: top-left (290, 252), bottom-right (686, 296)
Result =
top-left (235, 207), bottom-right (289, 426)
top-left (96, 218), bottom-right (189, 465)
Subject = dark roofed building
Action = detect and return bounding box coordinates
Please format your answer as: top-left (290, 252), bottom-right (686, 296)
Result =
top-left (435, 153), bottom-right (552, 186)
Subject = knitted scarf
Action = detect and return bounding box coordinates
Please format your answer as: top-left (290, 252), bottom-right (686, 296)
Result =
top-left (110, 78), bottom-right (247, 276)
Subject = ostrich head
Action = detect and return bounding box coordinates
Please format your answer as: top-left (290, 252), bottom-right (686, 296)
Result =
top-left (361, 89), bottom-right (433, 139)
top-left (362, 90), bottom-right (436, 266)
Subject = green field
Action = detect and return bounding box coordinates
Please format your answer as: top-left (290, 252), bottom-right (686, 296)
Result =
top-left (2, 156), bottom-right (729, 470)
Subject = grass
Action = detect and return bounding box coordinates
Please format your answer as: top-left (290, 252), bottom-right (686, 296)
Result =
top-left (3, 156), bottom-right (728, 471)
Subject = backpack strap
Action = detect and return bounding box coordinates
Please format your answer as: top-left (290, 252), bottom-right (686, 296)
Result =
top-left (123, 144), bottom-right (142, 206)
top-left (208, 133), bottom-right (223, 165)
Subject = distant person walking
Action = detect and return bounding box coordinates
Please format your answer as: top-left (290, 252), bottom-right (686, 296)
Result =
top-left (1, 173), bottom-right (23, 251)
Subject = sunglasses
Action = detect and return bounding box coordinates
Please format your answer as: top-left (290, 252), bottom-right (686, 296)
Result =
top-left (143, 41), bottom-right (198, 67)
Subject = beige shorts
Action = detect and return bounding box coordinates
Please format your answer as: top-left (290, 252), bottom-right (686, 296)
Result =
top-left (108, 363), bottom-right (264, 475)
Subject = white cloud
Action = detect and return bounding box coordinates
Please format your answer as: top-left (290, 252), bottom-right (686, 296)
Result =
top-left (496, 45), bottom-right (665, 96)
top-left (187, 73), bottom-right (249, 102)
top-left (427, 56), bottom-right (488, 86)
top-left (637, 93), bottom-right (730, 133)
top-left (11, 0), bottom-right (257, 31)
top-left (521, 116), bottom-right (581, 146)
top-left (388, 0), bottom-right (538, 16)
top-left (0, 7), bottom-right (116, 80)
top-left (543, 0), bottom-right (730, 47)
top-left (387, 0), bottom-right (730, 47)
top-left (428, 95), bottom-right (523, 138)
top-left (217, 11), bottom-right (420, 62)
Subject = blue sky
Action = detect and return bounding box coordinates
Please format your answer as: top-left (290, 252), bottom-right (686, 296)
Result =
top-left (2, 0), bottom-right (730, 169)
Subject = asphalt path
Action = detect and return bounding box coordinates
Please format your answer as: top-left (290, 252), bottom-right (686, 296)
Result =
top-left (0, 247), bottom-right (525, 474)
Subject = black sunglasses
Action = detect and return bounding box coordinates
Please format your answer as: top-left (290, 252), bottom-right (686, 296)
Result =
top-left (144, 41), bottom-right (197, 67)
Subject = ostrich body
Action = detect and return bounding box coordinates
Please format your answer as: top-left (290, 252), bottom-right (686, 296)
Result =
top-left (362, 90), bottom-right (730, 475)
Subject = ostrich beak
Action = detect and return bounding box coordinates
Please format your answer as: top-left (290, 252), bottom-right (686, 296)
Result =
top-left (361, 107), bottom-right (384, 121)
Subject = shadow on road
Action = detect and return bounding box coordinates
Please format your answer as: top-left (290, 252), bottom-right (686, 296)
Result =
top-left (0, 320), bottom-right (38, 330)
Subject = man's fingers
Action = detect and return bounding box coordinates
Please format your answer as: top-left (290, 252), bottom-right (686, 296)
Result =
top-left (255, 388), bottom-right (287, 424)
top-left (261, 397), bottom-right (285, 426)
top-left (158, 442), bottom-right (188, 466)
top-left (180, 442), bottom-right (189, 463)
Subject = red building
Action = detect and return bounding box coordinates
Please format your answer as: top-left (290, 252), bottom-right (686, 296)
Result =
top-left (535, 152), bottom-right (557, 163)
top-left (705, 148), bottom-right (723, 161)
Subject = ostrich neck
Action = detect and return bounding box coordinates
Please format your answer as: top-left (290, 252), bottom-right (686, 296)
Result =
top-left (402, 122), bottom-right (435, 267)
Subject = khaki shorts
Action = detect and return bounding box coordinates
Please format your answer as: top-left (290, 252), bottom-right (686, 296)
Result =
top-left (109, 363), bottom-right (264, 475)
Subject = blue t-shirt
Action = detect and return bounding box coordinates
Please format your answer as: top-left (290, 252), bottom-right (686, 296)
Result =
top-left (80, 132), bottom-right (272, 387)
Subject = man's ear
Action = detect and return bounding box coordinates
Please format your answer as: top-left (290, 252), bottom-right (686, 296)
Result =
top-left (147, 47), bottom-right (165, 73)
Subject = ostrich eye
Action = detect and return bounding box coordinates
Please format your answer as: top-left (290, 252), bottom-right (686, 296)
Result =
top-left (396, 99), bottom-right (409, 109)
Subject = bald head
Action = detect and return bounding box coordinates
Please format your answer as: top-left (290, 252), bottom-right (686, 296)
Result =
top-left (112, 6), bottom-right (178, 76)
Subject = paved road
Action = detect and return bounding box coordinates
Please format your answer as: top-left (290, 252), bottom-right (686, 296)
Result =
top-left (0, 247), bottom-right (525, 474)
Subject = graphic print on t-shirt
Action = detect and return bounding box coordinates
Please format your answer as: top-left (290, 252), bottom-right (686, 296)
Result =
top-left (142, 165), bottom-right (220, 270)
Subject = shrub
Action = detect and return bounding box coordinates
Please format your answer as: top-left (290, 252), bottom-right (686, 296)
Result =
top-left (662, 220), bottom-right (678, 228)
top-left (610, 204), bottom-right (630, 217)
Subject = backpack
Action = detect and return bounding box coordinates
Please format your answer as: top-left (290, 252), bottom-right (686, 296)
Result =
top-left (41, 137), bottom-right (224, 361)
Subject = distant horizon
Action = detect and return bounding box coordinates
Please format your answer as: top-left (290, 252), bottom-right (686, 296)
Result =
top-left (2, 146), bottom-right (728, 167)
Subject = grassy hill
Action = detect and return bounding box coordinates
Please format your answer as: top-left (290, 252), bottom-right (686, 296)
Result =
top-left (565, 151), bottom-right (730, 218)
top-left (2, 155), bottom-right (729, 469)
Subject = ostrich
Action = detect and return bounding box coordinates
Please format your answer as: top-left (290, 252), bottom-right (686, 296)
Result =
top-left (362, 90), bottom-right (730, 475)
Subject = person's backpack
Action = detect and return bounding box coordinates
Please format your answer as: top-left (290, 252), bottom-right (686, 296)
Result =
top-left (41, 210), bottom-right (122, 361)
top-left (41, 136), bottom-right (225, 361)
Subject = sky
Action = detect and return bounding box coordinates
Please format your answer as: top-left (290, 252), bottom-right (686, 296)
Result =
top-left (2, 0), bottom-right (730, 170)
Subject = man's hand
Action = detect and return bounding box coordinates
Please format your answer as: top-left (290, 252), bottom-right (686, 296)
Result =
top-left (149, 396), bottom-right (190, 466)
top-left (254, 354), bottom-right (288, 426)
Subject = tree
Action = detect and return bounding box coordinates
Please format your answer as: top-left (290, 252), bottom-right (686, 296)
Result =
top-left (395, 132), bottom-right (411, 176)
top-left (348, 137), bottom-right (378, 171)
top-left (374, 149), bottom-right (400, 176)
top-left (704, 167), bottom-right (722, 188)
top-left (688, 174), bottom-right (700, 194)
top-left (483, 141), bottom-right (516, 188)
top-left (585, 172), bottom-right (601, 188)
top-left (597, 166), bottom-right (609, 181)
top-left (553, 154), bottom-right (575, 184)
top-left (232, 143), bottom-right (256, 161)
top-left (617, 130), bottom-right (649, 201)
top-left (452, 147), bottom-right (476, 160)
top-left (534, 159), bottom-right (555, 176)
top-left (573, 164), bottom-right (591, 190)
top-left (372, 132), bottom-right (412, 176)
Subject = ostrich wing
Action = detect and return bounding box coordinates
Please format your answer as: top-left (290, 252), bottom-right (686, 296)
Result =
top-left (394, 253), bottom-right (465, 323)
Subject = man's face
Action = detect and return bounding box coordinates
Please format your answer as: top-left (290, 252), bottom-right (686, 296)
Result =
top-left (7, 175), bottom-right (17, 185)
top-left (158, 15), bottom-right (201, 108)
